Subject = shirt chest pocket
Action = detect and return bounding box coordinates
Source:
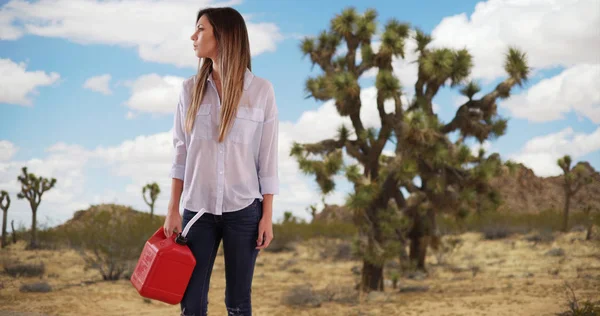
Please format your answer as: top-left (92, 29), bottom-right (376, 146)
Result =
top-left (192, 104), bottom-right (211, 140)
top-left (230, 106), bottom-right (264, 144)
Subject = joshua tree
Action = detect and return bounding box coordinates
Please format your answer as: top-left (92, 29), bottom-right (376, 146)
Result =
top-left (282, 211), bottom-right (298, 224)
top-left (291, 7), bottom-right (529, 292)
top-left (558, 156), bottom-right (593, 232)
top-left (1, 191), bottom-right (10, 248)
top-left (306, 204), bottom-right (318, 223)
top-left (142, 182), bottom-right (160, 218)
top-left (16, 167), bottom-right (56, 249)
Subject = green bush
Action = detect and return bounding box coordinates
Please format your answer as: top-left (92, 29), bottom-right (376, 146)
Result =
top-left (267, 221), bottom-right (357, 253)
top-left (62, 204), bottom-right (164, 280)
top-left (438, 209), bottom-right (599, 236)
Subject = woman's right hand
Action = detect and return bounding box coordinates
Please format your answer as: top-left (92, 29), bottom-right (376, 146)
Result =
top-left (164, 206), bottom-right (183, 239)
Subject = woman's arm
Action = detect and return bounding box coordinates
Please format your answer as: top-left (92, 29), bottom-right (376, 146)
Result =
top-left (169, 178), bottom-right (184, 214)
top-left (256, 83), bottom-right (278, 249)
top-left (164, 81), bottom-right (188, 237)
top-left (261, 194), bottom-right (273, 222)
top-left (257, 82), bottom-right (279, 200)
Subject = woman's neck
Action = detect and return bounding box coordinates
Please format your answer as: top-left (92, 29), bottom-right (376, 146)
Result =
top-left (211, 61), bottom-right (221, 84)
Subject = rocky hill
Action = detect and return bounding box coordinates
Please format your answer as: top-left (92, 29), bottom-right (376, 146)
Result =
top-left (314, 162), bottom-right (600, 222)
top-left (51, 203), bottom-right (163, 232)
top-left (491, 162), bottom-right (600, 213)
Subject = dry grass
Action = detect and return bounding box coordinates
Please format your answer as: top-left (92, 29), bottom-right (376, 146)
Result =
top-left (1, 229), bottom-right (599, 316)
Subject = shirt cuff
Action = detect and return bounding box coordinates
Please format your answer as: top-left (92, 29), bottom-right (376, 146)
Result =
top-left (170, 165), bottom-right (185, 181)
top-left (259, 176), bottom-right (279, 195)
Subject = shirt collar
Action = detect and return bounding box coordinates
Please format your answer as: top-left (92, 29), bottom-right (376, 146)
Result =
top-left (207, 68), bottom-right (253, 91)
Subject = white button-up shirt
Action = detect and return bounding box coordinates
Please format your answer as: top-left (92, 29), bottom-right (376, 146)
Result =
top-left (170, 68), bottom-right (279, 215)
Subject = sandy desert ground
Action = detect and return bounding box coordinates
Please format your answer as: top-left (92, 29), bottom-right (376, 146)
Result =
top-left (1, 230), bottom-right (599, 316)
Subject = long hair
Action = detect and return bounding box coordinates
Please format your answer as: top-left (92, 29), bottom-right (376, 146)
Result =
top-left (185, 7), bottom-right (252, 142)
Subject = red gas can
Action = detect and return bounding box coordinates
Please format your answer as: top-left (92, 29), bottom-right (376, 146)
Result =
top-left (130, 209), bottom-right (206, 304)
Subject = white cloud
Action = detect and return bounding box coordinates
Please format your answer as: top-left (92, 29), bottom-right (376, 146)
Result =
top-left (392, 36), bottom-right (420, 95)
top-left (126, 111), bottom-right (137, 120)
top-left (429, 0), bottom-right (600, 81)
top-left (500, 63), bottom-right (600, 123)
top-left (0, 140), bottom-right (17, 162)
top-left (510, 127), bottom-right (600, 176)
top-left (0, 0), bottom-right (283, 68)
top-left (124, 74), bottom-right (185, 114)
top-left (470, 140), bottom-right (492, 156)
top-left (95, 132), bottom-right (173, 181)
top-left (0, 58), bottom-right (60, 106)
top-left (0, 7), bottom-right (21, 40)
top-left (83, 74), bottom-right (112, 95)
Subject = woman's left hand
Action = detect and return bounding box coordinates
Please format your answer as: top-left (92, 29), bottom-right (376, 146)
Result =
top-left (256, 217), bottom-right (273, 250)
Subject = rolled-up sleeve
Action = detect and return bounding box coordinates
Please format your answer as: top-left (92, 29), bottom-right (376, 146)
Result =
top-left (258, 83), bottom-right (279, 195)
top-left (170, 82), bottom-right (187, 181)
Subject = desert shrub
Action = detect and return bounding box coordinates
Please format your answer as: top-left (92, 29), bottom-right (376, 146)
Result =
top-left (4, 262), bottom-right (45, 278)
top-left (63, 204), bottom-right (163, 280)
top-left (267, 221), bottom-right (357, 253)
top-left (524, 228), bottom-right (555, 244)
top-left (317, 282), bottom-right (358, 304)
top-left (331, 240), bottom-right (356, 260)
top-left (545, 248), bottom-right (566, 257)
top-left (317, 239), bottom-right (358, 261)
top-left (20, 281), bottom-right (52, 293)
top-left (281, 283), bottom-right (322, 308)
top-left (433, 236), bottom-right (463, 265)
top-left (481, 224), bottom-right (513, 240)
top-left (556, 283), bottom-right (600, 316)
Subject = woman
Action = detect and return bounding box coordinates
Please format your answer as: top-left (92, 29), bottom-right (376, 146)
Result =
top-left (163, 6), bottom-right (278, 316)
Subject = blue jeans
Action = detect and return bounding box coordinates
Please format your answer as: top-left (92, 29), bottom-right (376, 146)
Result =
top-left (180, 198), bottom-right (262, 316)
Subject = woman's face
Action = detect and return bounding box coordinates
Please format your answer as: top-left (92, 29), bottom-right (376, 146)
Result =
top-left (190, 14), bottom-right (217, 60)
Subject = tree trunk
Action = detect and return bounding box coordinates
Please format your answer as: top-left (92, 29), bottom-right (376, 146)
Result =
top-left (586, 225), bottom-right (593, 241)
top-left (408, 210), bottom-right (429, 271)
top-left (11, 220), bottom-right (16, 244)
top-left (562, 193), bottom-right (570, 233)
top-left (1, 209), bottom-right (7, 248)
top-left (30, 207), bottom-right (38, 249)
top-left (361, 260), bottom-right (384, 292)
top-left (409, 235), bottom-right (428, 271)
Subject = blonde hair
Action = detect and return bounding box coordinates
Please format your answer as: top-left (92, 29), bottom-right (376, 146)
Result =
top-left (185, 7), bottom-right (252, 143)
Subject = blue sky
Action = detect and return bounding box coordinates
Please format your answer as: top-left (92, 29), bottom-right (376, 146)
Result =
top-left (1, 0), bottom-right (598, 229)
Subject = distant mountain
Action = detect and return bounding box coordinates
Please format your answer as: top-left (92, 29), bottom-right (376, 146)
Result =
top-left (491, 162), bottom-right (600, 213)
top-left (313, 162), bottom-right (600, 223)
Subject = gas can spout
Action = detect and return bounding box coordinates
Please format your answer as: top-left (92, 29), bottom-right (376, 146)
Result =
top-left (175, 233), bottom-right (187, 245)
